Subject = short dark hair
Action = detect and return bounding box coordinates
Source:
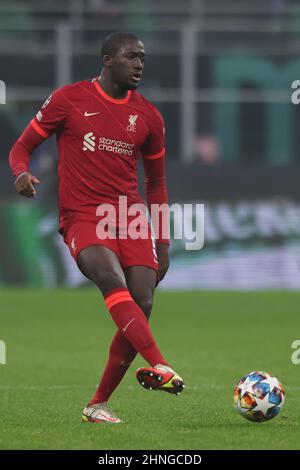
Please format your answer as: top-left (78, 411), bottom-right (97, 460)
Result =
top-left (101, 32), bottom-right (140, 59)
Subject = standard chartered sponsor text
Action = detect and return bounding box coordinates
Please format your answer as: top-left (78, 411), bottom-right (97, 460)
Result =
top-left (99, 137), bottom-right (134, 156)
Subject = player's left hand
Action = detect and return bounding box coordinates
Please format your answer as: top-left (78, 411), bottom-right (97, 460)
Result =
top-left (156, 243), bottom-right (169, 284)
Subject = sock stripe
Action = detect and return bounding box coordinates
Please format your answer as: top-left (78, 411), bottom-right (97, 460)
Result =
top-left (106, 295), bottom-right (133, 310)
top-left (106, 291), bottom-right (132, 303)
top-left (105, 292), bottom-right (133, 310)
top-left (104, 287), bottom-right (128, 299)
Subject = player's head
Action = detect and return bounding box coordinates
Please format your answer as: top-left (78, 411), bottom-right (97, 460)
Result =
top-left (101, 32), bottom-right (145, 90)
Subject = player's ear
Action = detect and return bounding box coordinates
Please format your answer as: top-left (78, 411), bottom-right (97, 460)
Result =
top-left (102, 55), bottom-right (112, 67)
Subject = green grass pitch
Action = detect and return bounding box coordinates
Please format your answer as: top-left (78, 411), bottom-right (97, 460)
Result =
top-left (0, 289), bottom-right (299, 450)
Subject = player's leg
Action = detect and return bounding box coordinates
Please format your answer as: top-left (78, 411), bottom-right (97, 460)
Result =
top-left (88, 266), bottom-right (156, 407)
top-left (64, 223), bottom-right (169, 422)
top-left (89, 264), bottom-right (185, 408)
top-left (130, 267), bottom-right (185, 395)
top-left (125, 265), bottom-right (156, 319)
top-left (77, 245), bottom-right (169, 369)
top-left (125, 266), bottom-right (187, 394)
top-left (118, 230), bottom-right (185, 396)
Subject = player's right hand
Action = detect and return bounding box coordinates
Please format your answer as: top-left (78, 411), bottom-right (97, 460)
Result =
top-left (14, 172), bottom-right (40, 198)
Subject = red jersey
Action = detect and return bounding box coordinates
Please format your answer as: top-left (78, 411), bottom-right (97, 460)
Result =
top-left (9, 79), bottom-right (168, 243)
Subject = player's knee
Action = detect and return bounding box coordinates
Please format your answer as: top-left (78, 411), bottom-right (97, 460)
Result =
top-left (135, 296), bottom-right (153, 319)
top-left (92, 268), bottom-right (124, 292)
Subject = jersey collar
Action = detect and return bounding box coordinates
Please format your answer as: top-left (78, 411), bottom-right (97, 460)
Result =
top-left (93, 80), bottom-right (132, 104)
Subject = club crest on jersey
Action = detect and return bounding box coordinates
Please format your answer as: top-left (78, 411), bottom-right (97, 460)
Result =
top-left (127, 114), bottom-right (138, 132)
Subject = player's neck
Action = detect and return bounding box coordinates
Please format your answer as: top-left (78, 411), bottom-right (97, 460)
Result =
top-left (98, 75), bottom-right (128, 100)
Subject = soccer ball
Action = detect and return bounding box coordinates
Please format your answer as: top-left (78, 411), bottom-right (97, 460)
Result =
top-left (233, 371), bottom-right (285, 422)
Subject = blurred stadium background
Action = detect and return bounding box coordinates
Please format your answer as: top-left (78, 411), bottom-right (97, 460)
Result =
top-left (2, 0), bottom-right (300, 452)
top-left (1, 0), bottom-right (300, 289)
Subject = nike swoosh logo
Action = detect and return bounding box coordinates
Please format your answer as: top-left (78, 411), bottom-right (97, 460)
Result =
top-left (122, 318), bottom-right (135, 333)
top-left (84, 111), bottom-right (101, 117)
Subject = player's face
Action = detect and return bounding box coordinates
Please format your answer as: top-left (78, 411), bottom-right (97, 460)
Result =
top-left (110, 40), bottom-right (146, 90)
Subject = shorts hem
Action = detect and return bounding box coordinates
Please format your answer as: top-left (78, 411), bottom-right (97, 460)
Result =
top-left (74, 242), bottom-right (121, 263)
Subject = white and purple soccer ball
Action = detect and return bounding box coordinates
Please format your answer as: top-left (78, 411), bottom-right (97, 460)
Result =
top-left (234, 371), bottom-right (285, 422)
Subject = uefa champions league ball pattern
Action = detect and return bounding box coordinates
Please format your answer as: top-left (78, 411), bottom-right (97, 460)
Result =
top-left (234, 371), bottom-right (285, 422)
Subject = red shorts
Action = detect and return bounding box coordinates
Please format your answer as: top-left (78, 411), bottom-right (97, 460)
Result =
top-left (62, 217), bottom-right (159, 272)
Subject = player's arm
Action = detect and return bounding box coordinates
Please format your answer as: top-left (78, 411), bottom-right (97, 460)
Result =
top-left (9, 125), bottom-right (44, 198)
top-left (9, 90), bottom-right (67, 198)
top-left (141, 109), bottom-right (169, 282)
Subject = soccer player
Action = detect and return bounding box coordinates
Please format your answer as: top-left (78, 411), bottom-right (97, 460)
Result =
top-left (9, 32), bottom-right (185, 424)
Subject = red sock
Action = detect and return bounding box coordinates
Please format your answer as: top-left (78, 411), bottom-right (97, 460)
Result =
top-left (104, 288), bottom-right (168, 368)
top-left (89, 330), bottom-right (137, 405)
